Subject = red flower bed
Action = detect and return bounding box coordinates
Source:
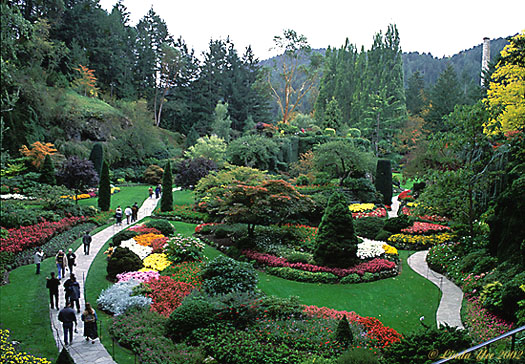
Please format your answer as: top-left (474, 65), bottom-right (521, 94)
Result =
top-left (401, 221), bottom-right (451, 235)
top-left (169, 261), bottom-right (203, 289)
top-left (303, 305), bottom-right (402, 348)
top-left (352, 207), bottom-right (387, 219)
top-left (0, 216), bottom-right (85, 253)
top-left (195, 222), bottom-right (221, 233)
top-left (398, 190), bottom-right (413, 200)
top-left (129, 225), bottom-right (162, 235)
top-left (242, 250), bottom-right (396, 277)
top-left (144, 276), bottom-right (195, 317)
top-left (401, 207), bottom-right (449, 223)
top-left (150, 236), bottom-right (168, 253)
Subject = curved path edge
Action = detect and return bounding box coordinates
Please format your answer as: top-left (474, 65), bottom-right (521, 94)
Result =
top-left (407, 250), bottom-right (465, 329)
top-left (49, 196), bottom-right (160, 363)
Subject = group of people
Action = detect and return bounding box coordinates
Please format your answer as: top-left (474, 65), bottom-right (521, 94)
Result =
top-left (114, 202), bottom-right (139, 225)
top-left (148, 184), bottom-right (162, 199)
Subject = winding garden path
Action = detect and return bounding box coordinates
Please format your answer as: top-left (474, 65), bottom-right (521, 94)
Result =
top-left (49, 196), bottom-right (160, 363)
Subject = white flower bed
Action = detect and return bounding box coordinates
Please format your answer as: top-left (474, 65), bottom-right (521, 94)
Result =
top-left (357, 240), bottom-right (385, 259)
top-left (97, 279), bottom-right (151, 316)
top-left (120, 238), bottom-right (153, 260)
top-left (1, 194), bottom-right (34, 200)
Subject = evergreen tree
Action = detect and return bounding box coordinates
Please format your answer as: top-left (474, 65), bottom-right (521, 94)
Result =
top-left (406, 71), bottom-right (426, 115)
top-left (39, 154), bottom-right (56, 185)
top-left (335, 315), bottom-right (354, 347)
top-left (185, 126), bottom-right (199, 148)
top-left (160, 160), bottom-right (173, 212)
top-left (211, 100), bottom-right (232, 141)
top-left (313, 191), bottom-right (359, 267)
top-left (88, 142), bottom-right (104, 176)
top-left (321, 97), bottom-right (343, 131)
top-left (98, 160), bottom-right (111, 211)
top-left (426, 64), bottom-right (462, 131)
top-left (55, 347), bottom-right (74, 364)
top-left (375, 159), bottom-right (393, 205)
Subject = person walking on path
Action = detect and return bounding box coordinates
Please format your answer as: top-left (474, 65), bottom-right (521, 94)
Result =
top-left (66, 248), bottom-right (76, 274)
top-left (131, 202), bottom-right (139, 222)
top-left (148, 186), bottom-right (153, 199)
top-left (46, 272), bottom-right (60, 309)
top-left (82, 232), bottom-right (92, 255)
top-left (58, 302), bottom-right (77, 346)
top-left (55, 250), bottom-right (67, 279)
top-left (115, 206), bottom-right (123, 225)
top-left (34, 248), bottom-right (44, 274)
top-left (81, 302), bottom-right (99, 344)
top-left (155, 184), bottom-right (161, 199)
top-left (64, 274), bottom-right (81, 312)
top-left (124, 206), bottom-right (132, 224)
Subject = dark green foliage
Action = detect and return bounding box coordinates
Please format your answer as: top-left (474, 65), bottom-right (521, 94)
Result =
top-left (313, 191), bottom-right (359, 268)
top-left (342, 177), bottom-right (381, 203)
top-left (257, 295), bottom-right (304, 320)
top-left (335, 316), bottom-right (354, 347)
top-left (226, 135), bottom-right (279, 171)
top-left (56, 156), bottom-right (99, 190)
top-left (110, 229), bottom-right (139, 247)
top-left (106, 247), bottom-right (143, 280)
top-left (354, 217), bottom-right (386, 240)
top-left (375, 159), bottom-right (392, 205)
top-left (144, 219), bottom-right (175, 236)
top-left (39, 154), bottom-right (56, 185)
top-left (296, 174), bottom-right (310, 186)
top-left (426, 64), bottom-right (463, 131)
top-left (175, 157), bottom-right (217, 189)
top-left (55, 348), bottom-right (74, 364)
top-left (185, 126), bottom-right (199, 148)
top-left (381, 325), bottom-right (473, 364)
top-left (337, 348), bottom-right (378, 364)
top-left (166, 294), bottom-right (216, 342)
top-left (88, 143), bottom-right (104, 176)
top-left (160, 161), bottom-right (173, 212)
top-left (405, 71), bottom-right (427, 116)
top-left (0, 201), bottom-right (60, 229)
top-left (98, 160), bottom-right (111, 211)
top-left (375, 229), bottom-right (393, 242)
top-left (321, 97), bottom-right (343, 130)
top-left (383, 215), bottom-right (412, 233)
top-left (266, 267), bottom-right (339, 283)
top-left (201, 255), bottom-right (258, 295)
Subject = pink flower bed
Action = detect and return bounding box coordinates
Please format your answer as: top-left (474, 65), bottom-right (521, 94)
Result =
top-left (242, 250), bottom-right (396, 277)
top-left (352, 207), bottom-right (387, 219)
top-left (194, 222), bottom-right (221, 233)
top-left (129, 224), bottom-right (161, 235)
top-left (303, 305), bottom-right (403, 348)
top-left (0, 216), bottom-right (85, 253)
top-left (116, 270), bottom-right (160, 283)
top-left (401, 221), bottom-right (451, 234)
top-left (465, 296), bottom-right (514, 343)
top-left (401, 207), bottom-right (448, 223)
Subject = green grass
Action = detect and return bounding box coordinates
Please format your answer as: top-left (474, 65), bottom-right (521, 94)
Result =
top-left (172, 189), bottom-right (196, 205)
top-left (393, 172), bottom-right (416, 191)
top-left (78, 185), bottom-right (150, 210)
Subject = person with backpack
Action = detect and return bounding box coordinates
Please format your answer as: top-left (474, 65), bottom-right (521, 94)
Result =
top-left (81, 302), bottom-right (99, 344)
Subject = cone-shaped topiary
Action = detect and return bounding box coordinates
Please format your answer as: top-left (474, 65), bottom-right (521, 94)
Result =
top-left (98, 160), bottom-right (111, 211)
top-left (160, 160), bottom-right (173, 212)
top-left (313, 191), bottom-right (359, 267)
top-left (55, 347), bottom-right (74, 364)
top-left (88, 142), bottom-right (104, 176)
top-left (39, 154), bottom-right (56, 185)
top-left (106, 247), bottom-right (143, 280)
top-left (335, 315), bottom-right (354, 347)
top-left (375, 159), bottom-right (392, 205)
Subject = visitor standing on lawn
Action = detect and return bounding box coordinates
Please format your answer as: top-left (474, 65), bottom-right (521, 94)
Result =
top-left (66, 248), bottom-right (76, 274)
top-left (46, 272), bottom-right (60, 309)
top-left (34, 248), bottom-right (44, 274)
top-left (55, 250), bottom-right (67, 279)
top-left (82, 232), bottom-right (92, 255)
top-left (81, 302), bottom-right (99, 344)
top-left (58, 302), bottom-right (77, 346)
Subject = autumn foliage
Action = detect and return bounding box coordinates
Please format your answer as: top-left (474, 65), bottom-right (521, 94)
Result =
top-left (73, 64), bottom-right (99, 97)
top-left (19, 141), bottom-right (57, 169)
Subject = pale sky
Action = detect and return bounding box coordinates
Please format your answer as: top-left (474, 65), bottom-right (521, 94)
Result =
top-left (99, 0), bottom-right (524, 60)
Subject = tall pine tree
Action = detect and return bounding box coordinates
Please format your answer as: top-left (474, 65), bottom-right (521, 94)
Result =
top-left (98, 160), bottom-right (111, 211)
top-left (160, 160), bottom-right (173, 212)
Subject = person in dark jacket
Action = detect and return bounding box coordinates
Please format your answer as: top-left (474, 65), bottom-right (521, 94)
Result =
top-left (66, 248), bottom-right (76, 274)
top-left (46, 272), bottom-right (60, 309)
top-left (58, 302), bottom-right (77, 346)
top-left (81, 302), bottom-right (98, 343)
top-left (131, 202), bottom-right (139, 222)
top-left (64, 274), bottom-right (81, 312)
top-left (55, 250), bottom-right (67, 279)
top-left (82, 232), bottom-right (92, 255)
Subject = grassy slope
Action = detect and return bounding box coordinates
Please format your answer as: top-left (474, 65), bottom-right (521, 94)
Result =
top-left (78, 185), bottom-right (149, 210)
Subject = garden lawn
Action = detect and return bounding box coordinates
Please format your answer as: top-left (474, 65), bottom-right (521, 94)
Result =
top-left (172, 189), bottom-right (196, 205)
top-left (393, 172), bottom-right (415, 191)
top-left (77, 185), bottom-right (149, 210)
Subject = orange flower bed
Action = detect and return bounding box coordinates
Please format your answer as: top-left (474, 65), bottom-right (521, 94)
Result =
top-left (133, 233), bottom-right (165, 247)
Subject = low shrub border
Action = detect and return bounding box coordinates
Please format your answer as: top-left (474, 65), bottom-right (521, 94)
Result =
top-left (153, 205), bottom-right (208, 224)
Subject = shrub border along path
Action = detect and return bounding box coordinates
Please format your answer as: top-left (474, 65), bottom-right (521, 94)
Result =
top-left (49, 196), bottom-right (160, 363)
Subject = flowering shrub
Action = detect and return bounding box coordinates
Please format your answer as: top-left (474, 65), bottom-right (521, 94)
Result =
top-left (129, 224), bottom-right (162, 235)
top-left (133, 233), bottom-right (165, 247)
top-left (387, 232), bottom-right (454, 249)
top-left (464, 295), bottom-right (514, 343)
top-left (0, 216), bottom-right (85, 253)
top-left (352, 207), bottom-right (387, 219)
top-left (243, 250), bottom-right (396, 278)
top-left (348, 203), bottom-right (375, 213)
top-left (195, 222), bottom-right (221, 234)
top-left (401, 207), bottom-right (448, 222)
top-left (117, 270), bottom-right (160, 283)
top-left (97, 279), bottom-right (152, 316)
top-left (0, 328), bottom-right (51, 364)
top-left (164, 234), bottom-right (205, 264)
top-left (357, 240), bottom-right (386, 259)
top-left (281, 224), bottom-right (318, 250)
top-left (120, 238), bottom-right (153, 259)
top-left (401, 221), bottom-right (451, 235)
top-left (142, 253), bottom-right (171, 272)
top-left (303, 305), bottom-right (403, 348)
top-left (144, 276), bottom-right (196, 317)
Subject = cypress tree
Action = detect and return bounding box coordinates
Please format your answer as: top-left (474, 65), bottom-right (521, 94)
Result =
top-left (56, 347), bottom-right (74, 364)
top-left (335, 315), bottom-right (354, 347)
top-left (39, 154), bottom-right (56, 185)
top-left (375, 159), bottom-right (392, 205)
top-left (313, 191), bottom-right (358, 268)
top-left (160, 160), bottom-right (173, 212)
top-left (98, 160), bottom-right (111, 211)
top-left (88, 143), bottom-right (104, 176)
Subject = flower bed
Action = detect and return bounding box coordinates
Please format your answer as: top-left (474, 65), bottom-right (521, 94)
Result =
top-left (303, 305), bottom-right (403, 348)
top-left (120, 238), bottom-right (153, 259)
top-left (401, 207), bottom-right (448, 223)
top-left (163, 261), bottom-right (203, 288)
top-left (243, 250), bottom-right (397, 279)
top-left (144, 276), bottom-right (196, 317)
top-left (401, 221), bottom-right (451, 235)
top-left (387, 232), bottom-right (454, 250)
top-left (129, 225), bottom-right (161, 235)
top-left (0, 328), bottom-right (51, 364)
top-left (141, 253), bottom-right (171, 272)
top-left (464, 295), bottom-right (514, 343)
top-left (352, 207), bottom-right (387, 219)
top-left (133, 233), bottom-right (165, 247)
top-left (349, 203), bottom-right (375, 213)
top-left (195, 222), bottom-right (221, 234)
top-left (398, 190), bottom-right (413, 200)
top-left (117, 270), bottom-right (160, 283)
top-left (97, 279), bottom-right (152, 316)
top-left (357, 240), bottom-right (398, 259)
top-left (0, 216), bottom-right (85, 253)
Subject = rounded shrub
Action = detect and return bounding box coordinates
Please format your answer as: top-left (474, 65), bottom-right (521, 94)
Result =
top-left (374, 229), bottom-right (392, 242)
top-left (201, 255), bottom-right (258, 295)
top-left (145, 219), bottom-right (175, 236)
top-left (166, 294), bottom-right (215, 342)
top-left (296, 174), bottom-right (310, 186)
top-left (383, 215), bottom-right (412, 234)
top-left (354, 217), bottom-right (385, 239)
top-left (337, 348), bottom-right (378, 364)
top-left (340, 273), bottom-right (361, 284)
top-left (110, 229), bottom-right (139, 247)
top-left (107, 247), bottom-right (143, 280)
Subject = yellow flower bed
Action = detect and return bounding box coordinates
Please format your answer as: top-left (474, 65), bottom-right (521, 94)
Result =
top-left (406, 202), bottom-right (419, 207)
top-left (133, 233), bottom-right (165, 247)
top-left (141, 253), bottom-right (171, 272)
top-left (382, 244), bottom-right (398, 255)
top-left (60, 193), bottom-right (91, 200)
top-left (1, 329), bottom-right (51, 364)
top-left (348, 203), bottom-right (375, 213)
top-left (388, 232), bottom-right (454, 247)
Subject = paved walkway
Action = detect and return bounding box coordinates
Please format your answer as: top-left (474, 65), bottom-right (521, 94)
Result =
top-left (49, 196), bottom-right (160, 363)
top-left (387, 194), bottom-right (400, 218)
top-left (407, 250), bottom-right (465, 329)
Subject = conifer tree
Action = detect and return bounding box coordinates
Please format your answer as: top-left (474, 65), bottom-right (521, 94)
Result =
top-left (313, 191), bottom-right (358, 267)
top-left (335, 315), bottom-right (354, 347)
top-left (39, 154), bottom-right (56, 185)
top-left (88, 142), bottom-right (104, 176)
top-left (160, 160), bottom-right (173, 212)
top-left (185, 126), bottom-right (199, 148)
top-left (375, 159), bottom-right (393, 205)
top-left (321, 97), bottom-right (343, 131)
top-left (98, 160), bottom-right (111, 211)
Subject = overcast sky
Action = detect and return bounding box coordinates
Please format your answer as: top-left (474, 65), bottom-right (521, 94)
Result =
top-left (99, 0), bottom-right (524, 60)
